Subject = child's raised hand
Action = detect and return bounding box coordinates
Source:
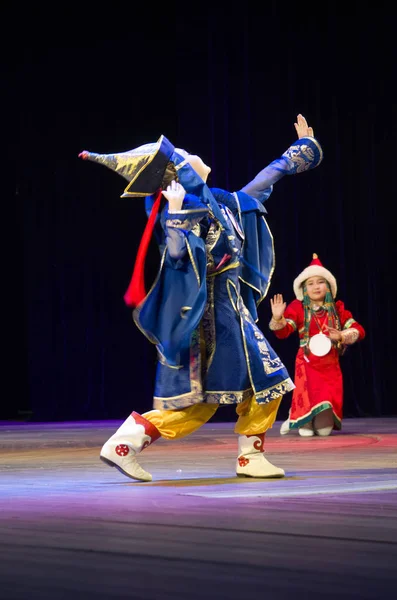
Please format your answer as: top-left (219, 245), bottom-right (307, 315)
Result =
top-left (270, 294), bottom-right (286, 320)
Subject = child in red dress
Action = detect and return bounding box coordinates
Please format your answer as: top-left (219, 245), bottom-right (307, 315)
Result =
top-left (269, 254), bottom-right (365, 437)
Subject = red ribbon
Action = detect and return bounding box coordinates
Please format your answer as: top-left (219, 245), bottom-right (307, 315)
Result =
top-left (123, 189), bottom-right (163, 307)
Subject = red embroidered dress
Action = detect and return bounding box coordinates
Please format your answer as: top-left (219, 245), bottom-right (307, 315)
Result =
top-left (273, 299), bottom-right (365, 430)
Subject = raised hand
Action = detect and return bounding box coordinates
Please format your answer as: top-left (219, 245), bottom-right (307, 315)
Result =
top-left (270, 294), bottom-right (286, 320)
top-left (294, 114), bottom-right (314, 139)
top-left (162, 180), bottom-right (186, 211)
top-left (78, 150), bottom-right (90, 159)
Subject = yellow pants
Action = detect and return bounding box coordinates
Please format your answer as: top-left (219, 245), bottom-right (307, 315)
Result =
top-left (143, 395), bottom-right (282, 440)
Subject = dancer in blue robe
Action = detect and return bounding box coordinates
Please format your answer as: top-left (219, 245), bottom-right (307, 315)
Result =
top-left (79, 114), bottom-right (323, 481)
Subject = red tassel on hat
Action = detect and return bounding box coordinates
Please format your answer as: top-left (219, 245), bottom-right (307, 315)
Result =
top-left (123, 189), bottom-right (163, 307)
top-left (310, 253), bottom-right (323, 267)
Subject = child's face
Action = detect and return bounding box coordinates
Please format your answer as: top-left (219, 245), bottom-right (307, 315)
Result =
top-left (305, 276), bottom-right (328, 302)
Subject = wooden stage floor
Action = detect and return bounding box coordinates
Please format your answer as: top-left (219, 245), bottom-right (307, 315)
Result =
top-left (1, 417), bottom-right (396, 599)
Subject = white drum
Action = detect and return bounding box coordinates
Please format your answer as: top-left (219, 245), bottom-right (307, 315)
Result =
top-left (308, 333), bottom-right (332, 357)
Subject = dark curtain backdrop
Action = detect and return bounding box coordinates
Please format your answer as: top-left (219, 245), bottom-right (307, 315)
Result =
top-left (3, 5), bottom-right (396, 422)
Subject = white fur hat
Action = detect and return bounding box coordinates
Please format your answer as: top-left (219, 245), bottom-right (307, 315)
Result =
top-left (293, 253), bottom-right (337, 300)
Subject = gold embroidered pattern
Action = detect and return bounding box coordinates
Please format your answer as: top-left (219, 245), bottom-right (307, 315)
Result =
top-left (240, 301), bottom-right (286, 375)
top-left (166, 215), bottom-right (204, 229)
top-left (341, 328), bottom-right (360, 345)
top-left (191, 222), bottom-right (201, 237)
top-left (201, 276), bottom-right (216, 372)
top-left (186, 237), bottom-right (201, 286)
top-left (283, 144), bottom-right (315, 173)
top-left (206, 220), bottom-right (221, 250)
top-left (269, 317), bottom-right (287, 331)
top-left (205, 221), bottom-right (221, 274)
top-left (205, 389), bottom-right (253, 404)
top-left (255, 378), bottom-right (295, 403)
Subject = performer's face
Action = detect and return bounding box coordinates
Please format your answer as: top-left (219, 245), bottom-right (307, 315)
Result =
top-left (176, 148), bottom-right (211, 182)
top-left (186, 155), bottom-right (211, 182)
top-left (305, 276), bottom-right (328, 303)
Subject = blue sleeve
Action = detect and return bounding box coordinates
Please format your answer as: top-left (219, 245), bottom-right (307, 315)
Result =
top-left (163, 199), bottom-right (209, 260)
top-left (239, 136), bottom-right (323, 204)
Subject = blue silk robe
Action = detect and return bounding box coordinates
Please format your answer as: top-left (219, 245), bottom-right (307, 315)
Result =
top-left (134, 137), bottom-right (323, 410)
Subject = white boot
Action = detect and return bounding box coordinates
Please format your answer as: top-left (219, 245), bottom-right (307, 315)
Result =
top-left (236, 434), bottom-right (285, 478)
top-left (280, 418), bottom-right (290, 435)
top-left (298, 421), bottom-right (314, 437)
top-left (315, 426), bottom-right (333, 436)
top-left (100, 412), bottom-right (160, 482)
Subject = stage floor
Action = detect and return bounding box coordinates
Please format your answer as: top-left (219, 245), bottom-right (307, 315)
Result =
top-left (1, 417), bottom-right (396, 599)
